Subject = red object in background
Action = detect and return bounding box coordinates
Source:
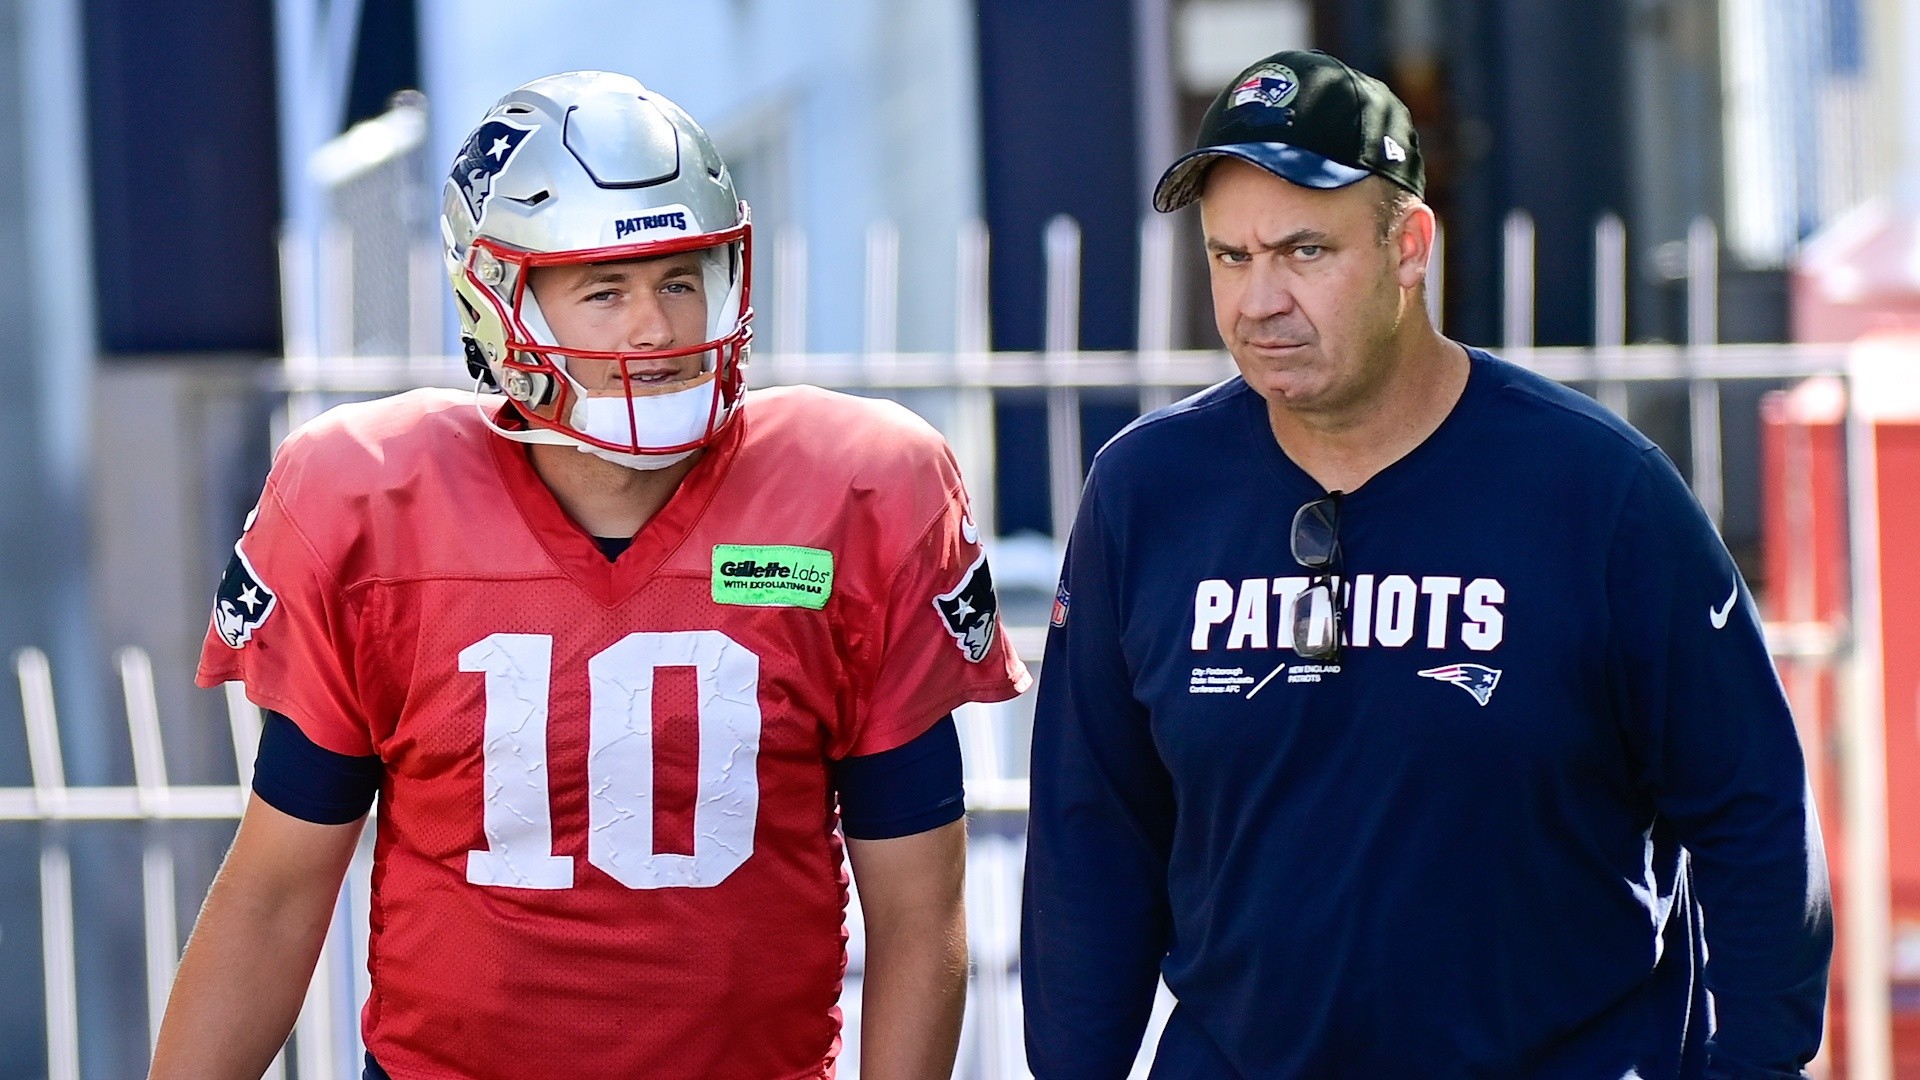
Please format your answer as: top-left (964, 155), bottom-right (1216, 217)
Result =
top-left (1762, 339), bottom-right (1920, 1077)
top-left (1794, 203), bottom-right (1920, 344)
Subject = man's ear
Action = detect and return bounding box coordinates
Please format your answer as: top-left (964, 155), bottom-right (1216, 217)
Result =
top-left (1395, 201), bottom-right (1437, 292)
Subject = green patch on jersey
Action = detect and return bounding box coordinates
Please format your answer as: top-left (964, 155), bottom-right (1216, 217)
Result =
top-left (711, 545), bottom-right (835, 609)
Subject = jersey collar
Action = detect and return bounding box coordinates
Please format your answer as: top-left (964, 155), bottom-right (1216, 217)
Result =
top-left (486, 397), bottom-right (749, 606)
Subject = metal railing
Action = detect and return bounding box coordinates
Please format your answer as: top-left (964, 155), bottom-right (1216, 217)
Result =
top-left (4, 642), bottom-right (1044, 1080)
top-left (284, 208), bottom-right (1830, 537)
top-left (7, 648), bottom-right (267, 1079)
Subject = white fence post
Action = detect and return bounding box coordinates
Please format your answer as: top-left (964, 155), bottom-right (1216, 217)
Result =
top-left (119, 648), bottom-right (185, 1053)
top-left (21, 648), bottom-right (68, 818)
top-left (1843, 355), bottom-right (1895, 1080)
top-left (1502, 210), bottom-right (1536, 353)
top-left (1686, 216), bottom-right (1724, 527)
top-left (953, 219), bottom-right (998, 536)
top-left (864, 220), bottom-right (901, 361)
top-left (408, 240), bottom-right (446, 377)
top-left (39, 842), bottom-right (82, 1080)
top-left (18, 648), bottom-right (81, 1080)
top-left (772, 225), bottom-right (810, 367)
top-left (225, 680), bottom-right (266, 790)
top-left (1136, 214), bottom-right (1177, 414)
top-left (1593, 214), bottom-right (1630, 418)
top-left (1044, 214), bottom-right (1084, 539)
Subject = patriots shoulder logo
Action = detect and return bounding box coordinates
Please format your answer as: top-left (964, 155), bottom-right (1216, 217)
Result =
top-left (933, 550), bottom-right (998, 663)
top-left (452, 117), bottom-right (537, 225)
top-left (1418, 663), bottom-right (1502, 706)
top-left (213, 542), bottom-right (277, 649)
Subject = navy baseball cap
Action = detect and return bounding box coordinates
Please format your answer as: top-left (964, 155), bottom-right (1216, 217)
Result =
top-left (1153, 49), bottom-right (1424, 212)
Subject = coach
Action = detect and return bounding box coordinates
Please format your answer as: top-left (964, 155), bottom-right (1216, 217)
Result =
top-left (1021, 48), bottom-right (1830, 1079)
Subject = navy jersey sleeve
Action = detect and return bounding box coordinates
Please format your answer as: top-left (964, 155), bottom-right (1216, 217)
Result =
top-left (1607, 448), bottom-right (1833, 1078)
top-left (1022, 471), bottom-right (1176, 1079)
top-left (831, 715), bottom-right (965, 840)
top-left (253, 710), bottom-right (382, 825)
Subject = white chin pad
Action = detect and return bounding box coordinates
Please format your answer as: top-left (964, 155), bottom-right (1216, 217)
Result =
top-left (568, 372), bottom-right (719, 469)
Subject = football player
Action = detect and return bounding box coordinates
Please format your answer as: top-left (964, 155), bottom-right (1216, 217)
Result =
top-left (150, 71), bottom-right (1028, 1080)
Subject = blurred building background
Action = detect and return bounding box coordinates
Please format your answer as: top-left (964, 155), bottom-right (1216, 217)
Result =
top-left (0, 0), bottom-right (1915, 1076)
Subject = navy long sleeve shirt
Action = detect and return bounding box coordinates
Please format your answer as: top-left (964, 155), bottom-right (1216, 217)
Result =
top-left (1022, 350), bottom-right (1831, 1079)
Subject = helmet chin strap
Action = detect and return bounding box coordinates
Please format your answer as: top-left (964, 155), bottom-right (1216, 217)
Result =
top-left (567, 373), bottom-right (719, 470)
top-left (472, 371), bottom-right (721, 473)
top-left (578, 444), bottom-right (701, 471)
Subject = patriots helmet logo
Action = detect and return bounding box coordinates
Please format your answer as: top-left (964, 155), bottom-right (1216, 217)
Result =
top-left (212, 542), bottom-right (277, 649)
top-left (1230, 64), bottom-right (1300, 111)
top-left (933, 551), bottom-right (999, 663)
top-left (452, 118), bottom-right (537, 225)
top-left (1417, 663), bottom-right (1503, 706)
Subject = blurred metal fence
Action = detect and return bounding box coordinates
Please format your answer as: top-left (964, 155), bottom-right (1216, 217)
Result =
top-left (3, 643), bottom-right (1040, 1080)
top-left (7, 203), bottom-right (1896, 1078)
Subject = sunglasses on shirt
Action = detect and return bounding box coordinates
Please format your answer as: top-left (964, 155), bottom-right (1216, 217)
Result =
top-left (1289, 492), bottom-right (1345, 663)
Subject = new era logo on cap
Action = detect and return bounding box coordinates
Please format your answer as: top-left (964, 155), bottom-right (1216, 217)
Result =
top-left (1152, 49), bottom-right (1424, 213)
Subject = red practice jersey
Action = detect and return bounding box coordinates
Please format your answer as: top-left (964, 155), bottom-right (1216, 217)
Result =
top-left (197, 385), bottom-right (1030, 1079)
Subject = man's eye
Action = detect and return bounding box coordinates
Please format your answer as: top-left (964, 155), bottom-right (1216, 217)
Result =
top-left (1215, 250), bottom-right (1249, 266)
top-left (1293, 245), bottom-right (1323, 259)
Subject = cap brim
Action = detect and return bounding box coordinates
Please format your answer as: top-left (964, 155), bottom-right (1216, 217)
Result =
top-left (1152, 143), bottom-right (1373, 213)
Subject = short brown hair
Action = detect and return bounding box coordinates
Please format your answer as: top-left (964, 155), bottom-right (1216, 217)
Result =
top-left (1375, 181), bottom-right (1420, 244)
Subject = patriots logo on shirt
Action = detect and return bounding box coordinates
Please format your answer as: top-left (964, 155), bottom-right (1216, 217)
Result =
top-left (1230, 64), bottom-right (1300, 112)
top-left (1417, 663), bottom-right (1502, 706)
top-left (212, 542), bottom-right (277, 649)
top-left (934, 551), bottom-right (998, 663)
top-left (452, 118), bottom-right (537, 225)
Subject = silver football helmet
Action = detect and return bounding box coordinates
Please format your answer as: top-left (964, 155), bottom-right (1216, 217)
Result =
top-left (441, 71), bottom-right (752, 468)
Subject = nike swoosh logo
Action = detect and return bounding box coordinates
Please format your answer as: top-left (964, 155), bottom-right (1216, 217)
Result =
top-left (1709, 586), bottom-right (1737, 629)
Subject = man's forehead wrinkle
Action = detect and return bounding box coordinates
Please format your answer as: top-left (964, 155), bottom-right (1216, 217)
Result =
top-left (1266, 227), bottom-right (1335, 248)
top-left (1204, 226), bottom-right (1336, 254)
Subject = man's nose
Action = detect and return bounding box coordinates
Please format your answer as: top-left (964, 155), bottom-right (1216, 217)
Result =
top-left (625, 294), bottom-right (674, 352)
top-left (1240, 259), bottom-right (1296, 321)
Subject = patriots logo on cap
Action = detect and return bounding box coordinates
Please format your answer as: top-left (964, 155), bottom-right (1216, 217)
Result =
top-left (1230, 64), bottom-right (1300, 111)
top-left (934, 551), bottom-right (999, 663)
top-left (1417, 663), bottom-right (1503, 706)
top-left (452, 118), bottom-right (537, 225)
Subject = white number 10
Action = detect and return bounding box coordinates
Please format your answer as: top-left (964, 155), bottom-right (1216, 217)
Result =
top-left (457, 630), bottom-right (763, 891)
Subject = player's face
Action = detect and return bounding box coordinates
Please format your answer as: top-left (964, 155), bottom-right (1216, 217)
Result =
top-left (528, 252), bottom-right (711, 394)
top-left (1200, 163), bottom-right (1412, 419)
